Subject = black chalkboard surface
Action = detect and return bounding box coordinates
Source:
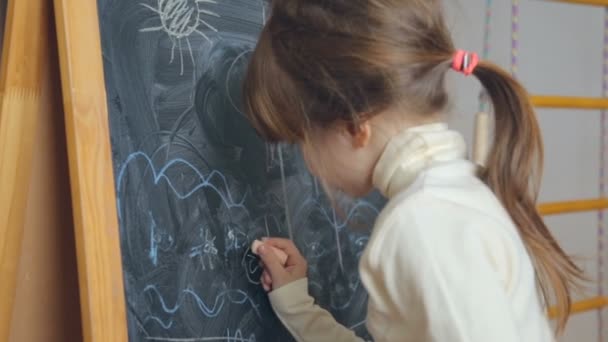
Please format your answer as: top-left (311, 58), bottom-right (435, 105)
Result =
top-left (98, 0), bottom-right (383, 340)
top-left (0, 0), bottom-right (7, 52)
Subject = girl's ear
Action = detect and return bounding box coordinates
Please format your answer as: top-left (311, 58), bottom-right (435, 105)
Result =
top-left (346, 120), bottom-right (372, 149)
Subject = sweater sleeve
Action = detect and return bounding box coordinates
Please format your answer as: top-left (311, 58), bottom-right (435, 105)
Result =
top-left (366, 210), bottom-right (522, 342)
top-left (268, 278), bottom-right (365, 342)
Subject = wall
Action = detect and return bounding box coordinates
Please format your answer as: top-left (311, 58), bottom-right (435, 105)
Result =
top-left (444, 1), bottom-right (607, 341)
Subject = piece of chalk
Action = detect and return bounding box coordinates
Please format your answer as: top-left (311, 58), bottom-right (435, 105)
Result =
top-left (251, 239), bottom-right (288, 266)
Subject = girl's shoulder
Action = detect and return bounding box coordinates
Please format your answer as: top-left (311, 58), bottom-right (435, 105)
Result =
top-left (377, 167), bottom-right (517, 237)
top-left (365, 182), bottom-right (528, 276)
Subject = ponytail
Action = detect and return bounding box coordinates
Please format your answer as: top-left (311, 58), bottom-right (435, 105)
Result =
top-left (473, 61), bottom-right (584, 333)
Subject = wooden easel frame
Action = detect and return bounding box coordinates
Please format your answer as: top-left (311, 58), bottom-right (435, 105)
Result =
top-left (53, 0), bottom-right (128, 340)
top-left (0, 0), bottom-right (49, 339)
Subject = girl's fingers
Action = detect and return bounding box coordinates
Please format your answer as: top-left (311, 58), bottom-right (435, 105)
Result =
top-left (261, 277), bottom-right (271, 292)
top-left (263, 270), bottom-right (272, 285)
top-left (258, 244), bottom-right (287, 280)
top-left (262, 238), bottom-right (305, 264)
top-left (261, 270), bottom-right (272, 292)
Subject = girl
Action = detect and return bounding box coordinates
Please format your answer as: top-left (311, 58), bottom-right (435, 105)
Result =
top-left (243, 1), bottom-right (584, 341)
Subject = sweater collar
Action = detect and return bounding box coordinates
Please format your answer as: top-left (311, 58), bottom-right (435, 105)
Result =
top-left (372, 123), bottom-right (467, 198)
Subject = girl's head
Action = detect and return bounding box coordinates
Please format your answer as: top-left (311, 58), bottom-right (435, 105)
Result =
top-left (245, 0), bottom-right (454, 196)
top-left (243, 0), bottom-right (583, 333)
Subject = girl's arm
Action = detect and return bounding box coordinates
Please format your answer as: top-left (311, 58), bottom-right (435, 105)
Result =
top-left (269, 278), bottom-right (364, 342)
top-left (257, 239), bottom-right (365, 342)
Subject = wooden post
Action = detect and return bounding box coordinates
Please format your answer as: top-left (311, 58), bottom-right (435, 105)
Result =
top-left (0, 0), bottom-right (50, 339)
top-left (53, 0), bottom-right (128, 340)
top-left (8, 10), bottom-right (82, 340)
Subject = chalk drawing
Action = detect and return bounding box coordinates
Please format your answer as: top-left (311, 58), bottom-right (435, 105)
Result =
top-left (190, 228), bottom-right (219, 270)
top-left (314, 200), bottom-right (379, 272)
top-left (242, 248), bottom-right (261, 285)
top-left (349, 320), bottom-right (366, 330)
top-left (148, 212), bottom-right (175, 266)
top-left (225, 227), bottom-right (248, 255)
top-left (225, 49), bottom-right (253, 116)
top-left (145, 328), bottom-right (256, 341)
top-left (140, 0), bottom-right (220, 75)
top-left (309, 281), bottom-right (323, 291)
top-left (330, 278), bottom-right (364, 311)
top-left (144, 285), bottom-right (260, 318)
top-left (105, 0), bottom-right (375, 339)
top-left (305, 241), bottom-right (327, 259)
top-left (307, 276), bottom-right (365, 311)
top-left (261, 214), bottom-right (284, 236)
top-left (116, 151), bottom-right (248, 221)
top-left (144, 315), bottom-right (174, 330)
top-left (277, 145), bottom-right (293, 239)
top-left (137, 134), bottom-right (212, 171)
top-left (149, 212), bottom-right (160, 265)
top-left (265, 144), bottom-right (278, 172)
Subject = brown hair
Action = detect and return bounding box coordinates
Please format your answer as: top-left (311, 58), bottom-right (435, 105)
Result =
top-left (243, 0), bottom-right (584, 332)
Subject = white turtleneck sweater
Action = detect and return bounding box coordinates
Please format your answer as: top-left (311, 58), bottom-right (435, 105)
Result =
top-left (268, 123), bottom-right (554, 342)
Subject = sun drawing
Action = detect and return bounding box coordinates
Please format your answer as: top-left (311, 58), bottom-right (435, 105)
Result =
top-left (140, 0), bottom-right (220, 75)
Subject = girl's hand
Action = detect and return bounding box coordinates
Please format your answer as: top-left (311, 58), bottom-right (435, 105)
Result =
top-left (258, 238), bottom-right (307, 292)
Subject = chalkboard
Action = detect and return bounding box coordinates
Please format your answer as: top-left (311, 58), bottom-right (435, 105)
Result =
top-left (0, 0), bottom-right (6, 51)
top-left (98, 0), bottom-right (383, 340)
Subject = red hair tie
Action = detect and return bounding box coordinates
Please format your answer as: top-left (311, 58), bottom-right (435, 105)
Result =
top-left (452, 50), bottom-right (479, 76)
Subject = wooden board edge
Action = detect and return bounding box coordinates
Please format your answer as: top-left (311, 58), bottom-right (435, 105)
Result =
top-left (52, 0), bottom-right (128, 341)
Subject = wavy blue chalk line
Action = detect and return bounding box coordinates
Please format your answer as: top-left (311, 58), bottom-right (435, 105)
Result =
top-left (144, 285), bottom-right (260, 319)
top-left (116, 151), bottom-right (248, 220)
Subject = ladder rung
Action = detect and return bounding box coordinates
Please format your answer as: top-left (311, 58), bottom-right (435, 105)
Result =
top-left (538, 198), bottom-right (608, 215)
top-left (552, 0), bottom-right (608, 6)
top-left (548, 296), bottom-right (608, 319)
top-left (531, 96), bottom-right (608, 109)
